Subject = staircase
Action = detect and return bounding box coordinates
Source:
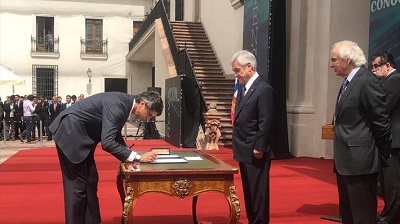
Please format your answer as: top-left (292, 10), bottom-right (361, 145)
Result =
top-left (171, 21), bottom-right (234, 146)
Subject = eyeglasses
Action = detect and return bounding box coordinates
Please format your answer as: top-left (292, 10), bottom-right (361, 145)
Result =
top-left (372, 63), bottom-right (386, 69)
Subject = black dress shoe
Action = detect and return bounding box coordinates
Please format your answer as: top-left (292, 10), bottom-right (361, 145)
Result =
top-left (18, 135), bottom-right (24, 142)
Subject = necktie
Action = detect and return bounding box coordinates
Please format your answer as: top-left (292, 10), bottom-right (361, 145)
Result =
top-left (54, 104), bottom-right (56, 111)
top-left (338, 79), bottom-right (349, 101)
top-left (242, 86), bottom-right (246, 97)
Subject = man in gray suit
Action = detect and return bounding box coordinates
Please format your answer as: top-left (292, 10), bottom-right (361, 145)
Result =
top-left (231, 50), bottom-right (274, 224)
top-left (372, 51), bottom-right (400, 224)
top-left (330, 40), bottom-right (392, 224)
top-left (50, 91), bottom-right (162, 224)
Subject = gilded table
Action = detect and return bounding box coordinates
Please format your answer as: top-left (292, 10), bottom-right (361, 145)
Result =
top-left (116, 150), bottom-right (240, 224)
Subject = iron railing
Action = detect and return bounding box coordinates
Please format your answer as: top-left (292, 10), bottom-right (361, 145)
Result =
top-left (31, 36), bottom-right (59, 53)
top-left (80, 38), bottom-right (108, 55)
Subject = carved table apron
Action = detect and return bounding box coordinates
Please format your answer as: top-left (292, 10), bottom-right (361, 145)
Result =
top-left (117, 150), bottom-right (240, 224)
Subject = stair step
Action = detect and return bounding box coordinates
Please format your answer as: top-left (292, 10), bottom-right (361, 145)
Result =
top-left (199, 81), bottom-right (233, 85)
top-left (172, 21), bottom-right (234, 145)
top-left (174, 31), bottom-right (207, 36)
top-left (193, 65), bottom-right (222, 69)
top-left (172, 28), bottom-right (205, 33)
top-left (189, 56), bottom-right (217, 60)
top-left (204, 96), bottom-right (236, 101)
top-left (175, 37), bottom-right (209, 41)
top-left (176, 40), bottom-right (210, 45)
top-left (195, 70), bottom-right (223, 74)
top-left (185, 46), bottom-right (214, 51)
top-left (203, 92), bottom-right (234, 97)
top-left (202, 86), bottom-right (234, 90)
top-left (191, 60), bottom-right (220, 64)
top-left (178, 44), bottom-right (213, 51)
top-left (171, 21), bottom-right (202, 26)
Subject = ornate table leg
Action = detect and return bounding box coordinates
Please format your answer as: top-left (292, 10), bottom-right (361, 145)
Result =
top-left (226, 185), bottom-right (241, 224)
top-left (192, 195), bottom-right (199, 224)
top-left (116, 166), bottom-right (125, 224)
top-left (123, 182), bottom-right (135, 224)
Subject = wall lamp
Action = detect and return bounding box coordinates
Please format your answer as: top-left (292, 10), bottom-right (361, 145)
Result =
top-left (87, 68), bottom-right (92, 84)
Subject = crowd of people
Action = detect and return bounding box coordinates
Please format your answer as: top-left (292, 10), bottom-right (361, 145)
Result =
top-left (0, 93), bottom-right (85, 142)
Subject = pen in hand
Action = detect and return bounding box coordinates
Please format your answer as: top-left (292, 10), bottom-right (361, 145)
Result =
top-left (128, 143), bottom-right (135, 149)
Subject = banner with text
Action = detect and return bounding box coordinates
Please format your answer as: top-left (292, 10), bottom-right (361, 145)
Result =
top-left (369, 0), bottom-right (400, 64)
top-left (243, 0), bottom-right (271, 81)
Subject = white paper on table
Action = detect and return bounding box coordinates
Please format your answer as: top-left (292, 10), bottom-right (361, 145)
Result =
top-left (184, 156), bottom-right (203, 161)
top-left (152, 158), bottom-right (188, 163)
top-left (157, 155), bottom-right (180, 159)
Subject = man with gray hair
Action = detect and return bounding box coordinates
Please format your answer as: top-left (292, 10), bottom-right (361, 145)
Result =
top-left (231, 50), bottom-right (274, 224)
top-left (330, 40), bottom-right (392, 224)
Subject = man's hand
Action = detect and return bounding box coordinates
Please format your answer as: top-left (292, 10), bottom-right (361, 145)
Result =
top-left (253, 149), bottom-right (264, 159)
top-left (139, 151), bottom-right (158, 163)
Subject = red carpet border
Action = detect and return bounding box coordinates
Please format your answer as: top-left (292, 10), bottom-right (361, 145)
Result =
top-left (0, 140), bottom-right (384, 223)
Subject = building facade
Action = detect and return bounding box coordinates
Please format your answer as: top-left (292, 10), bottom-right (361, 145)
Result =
top-left (0, 0), bottom-right (154, 100)
top-left (1, 0), bottom-right (373, 158)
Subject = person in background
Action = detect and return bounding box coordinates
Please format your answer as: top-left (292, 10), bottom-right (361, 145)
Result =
top-left (31, 96), bottom-right (38, 141)
top-left (35, 96), bottom-right (49, 140)
top-left (71, 95), bottom-right (77, 104)
top-left (78, 94), bottom-right (84, 101)
top-left (231, 50), bottom-right (275, 224)
top-left (330, 40), bottom-right (391, 224)
top-left (13, 95), bottom-right (24, 140)
top-left (3, 97), bottom-right (15, 141)
top-left (0, 98), bottom-right (3, 140)
top-left (49, 91), bottom-right (162, 224)
top-left (47, 96), bottom-right (61, 141)
top-left (45, 31), bottom-right (53, 52)
top-left (371, 51), bottom-right (400, 224)
top-left (0, 97), bottom-right (3, 110)
top-left (61, 95), bottom-right (73, 111)
top-left (57, 96), bottom-right (63, 104)
top-left (18, 94), bottom-right (36, 143)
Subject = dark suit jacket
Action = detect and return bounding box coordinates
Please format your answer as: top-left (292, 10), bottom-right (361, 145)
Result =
top-left (232, 76), bottom-right (274, 163)
top-left (13, 101), bottom-right (23, 121)
top-left (3, 103), bottom-right (12, 120)
top-left (49, 103), bottom-right (62, 122)
top-left (49, 92), bottom-right (134, 164)
top-left (381, 69), bottom-right (400, 149)
top-left (35, 101), bottom-right (49, 120)
top-left (60, 102), bottom-right (74, 112)
top-left (334, 66), bottom-right (392, 175)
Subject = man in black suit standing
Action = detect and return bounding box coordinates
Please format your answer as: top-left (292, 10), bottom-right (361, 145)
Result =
top-left (330, 41), bottom-right (392, 224)
top-left (371, 51), bottom-right (400, 224)
top-left (49, 91), bottom-right (162, 224)
top-left (47, 96), bottom-right (61, 141)
top-left (231, 50), bottom-right (274, 224)
top-left (13, 95), bottom-right (24, 140)
top-left (35, 96), bottom-right (49, 139)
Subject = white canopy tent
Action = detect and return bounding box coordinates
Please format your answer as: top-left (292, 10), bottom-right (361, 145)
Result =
top-left (0, 64), bottom-right (25, 85)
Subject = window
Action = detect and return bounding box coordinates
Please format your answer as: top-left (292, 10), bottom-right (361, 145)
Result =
top-left (133, 21), bottom-right (143, 37)
top-left (32, 65), bottom-right (58, 99)
top-left (85, 19), bottom-right (103, 53)
top-left (35, 17), bottom-right (54, 52)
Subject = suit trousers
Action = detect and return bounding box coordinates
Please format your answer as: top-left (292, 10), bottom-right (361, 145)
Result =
top-left (56, 145), bottom-right (101, 224)
top-left (336, 172), bottom-right (378, 224)
top-left (20, 116), bottom-right (33, 141)
top-left (239, 158), bottom-right (271, 224)
top-left (380, 148), bottom-right (400, 224)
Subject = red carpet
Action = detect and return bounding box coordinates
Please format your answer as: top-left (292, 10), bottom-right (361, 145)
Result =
top-left (0, 140), bottom-right (384, 223)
